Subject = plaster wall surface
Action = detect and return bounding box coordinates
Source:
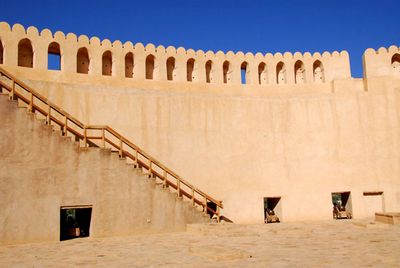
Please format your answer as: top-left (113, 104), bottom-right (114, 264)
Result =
top-left (0, 22), bottom-right (399, 225)
top-left (363, 46), bottom-right (400, 78)
top-left (0, 22), bottom-right (351, 86)
top-left (0, 96), bottom-right (208, 245)
top-left (3, 67), bottom-right (399, 224)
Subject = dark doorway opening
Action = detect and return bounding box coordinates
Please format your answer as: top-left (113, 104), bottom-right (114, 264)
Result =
top-left (264, 197), bottom-right (281, 223)
top-left (332, 192), bottom-right (352, 219)
top-left (206, 201), bottom-right (217, 219)
top-left (60, 206), bottom-right (92, 241)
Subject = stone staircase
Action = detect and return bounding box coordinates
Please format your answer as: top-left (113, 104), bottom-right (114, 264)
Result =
top-left (0, 66), bottom-right (223, 245)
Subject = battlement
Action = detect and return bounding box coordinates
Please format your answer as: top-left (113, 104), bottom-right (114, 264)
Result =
top-left (363, 45), bottom-right (400, 78)
top-left (0, 22), bottom-right (351, 87)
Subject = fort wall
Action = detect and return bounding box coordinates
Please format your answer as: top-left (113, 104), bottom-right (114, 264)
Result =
top-left (0, 22), bottom-right (351, 88)
top-left (363, 46), bottom-right (400, 78)
top-left (0, 96), bottom-right (207, 245)
top-left (1, 22), bottom-right (400, 224)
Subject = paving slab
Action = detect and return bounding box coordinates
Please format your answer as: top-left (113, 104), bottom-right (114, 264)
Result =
top-left (0, 220), bottom-right (399, 267)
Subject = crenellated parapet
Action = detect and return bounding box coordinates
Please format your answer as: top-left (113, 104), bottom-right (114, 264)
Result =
top-left (363, 45), bottom-right (400, 78)
top-left (0, 22), bottom-right (351, 87)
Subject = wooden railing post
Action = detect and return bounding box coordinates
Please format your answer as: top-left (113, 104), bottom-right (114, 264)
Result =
top-left (63, 115), bottom-right (68, 136)
top-left (163, 169), bottom-right (167, 187)
top-left (28, 92), bottom-right (33, 113)
top-left (177, 180), bottom-right (181, 197)
top-left (204, 197), bottom-right (208, 214)
top-left (191, 188), bottom-right (195, 206)
top-left (83, 127), bottom-right (87, 147)
top-left (148, 160), bottom-right (153, 177)
top-left (46, 104), bottom-right (51, 125)
top-left (134, 149), bottom-right (138, 168)
top-left (101, 128), bottom-right (105, 148)
top-left (9, 80), bottom-right (15, 100)
top-left (119, 138), bottom-right (123, 157)
top-left (216, 206), bottom-right (221, 223)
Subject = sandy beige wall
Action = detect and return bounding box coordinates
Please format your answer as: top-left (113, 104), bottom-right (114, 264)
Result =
top-left (0, 22), bottom-right (351, 86)
top-left (0, 96), bottom-right (208, 245)
top-left (363, 46), bottom-right (400, 78)
top-left (3, 65), bottom-right (399, 224)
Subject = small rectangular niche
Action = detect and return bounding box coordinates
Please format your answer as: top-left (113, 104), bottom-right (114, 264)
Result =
top-left (60, 205), bottom-right (92, 241)
top-left (263, 197), bottom-right (281, 223)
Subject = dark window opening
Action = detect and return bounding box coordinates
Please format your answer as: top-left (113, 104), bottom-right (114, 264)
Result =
top-left (223, 61), bottom-right (230, 84)
top-left (264, 197), bottom-right (281, 223)
top-left (77, 47), bottom-right (89, 74)
top-left (166, 57), bottom-right (175, 81)
top-left (187, 58), bottom-right (195, 82)
top-left (206, 201), bottom-right (217, 219)
top-left (241, 62), bottom-right (248, 84)
top-left (332, 192), bottom-right (352, 220)
top-left (392, 54), bottom-right (400, 74)
top-left (125, 52), bottom-right (134, 78)
top-left (102, 51), bottom-right (112, 76)
top-left (276, 62), bottom-right (286, 84)
top-left (205, 60), bottom-right (212, 83)
top-left (146, 54), bottom-right (155, 80)
top-left (258, 62), bottom-right (267, 85)
top-left (0, 40), bottom-right (3, 64)
top-left (60, 206), bottom-right (92, 241)
top-left (18, 38), bottom-right (33, 68)
top-left (48, 42), bottom-right (61, 71)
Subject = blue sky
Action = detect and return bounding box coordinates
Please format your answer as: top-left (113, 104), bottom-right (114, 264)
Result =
top-left (2, 0), bottom-right (399, 77)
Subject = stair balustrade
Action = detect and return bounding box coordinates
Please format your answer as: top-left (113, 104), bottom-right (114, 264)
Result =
top-left (0, 66), bottom-right (223, 221)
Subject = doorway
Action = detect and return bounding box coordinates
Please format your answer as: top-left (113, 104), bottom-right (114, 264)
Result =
top-left (331, 192), bottom-right (352, 219)
top-left (60, 206), bottom-right (92, 241)
top-left (206, 201), bottom-right (217, 219)
top-left (264, 197), bottom-right (281, 223)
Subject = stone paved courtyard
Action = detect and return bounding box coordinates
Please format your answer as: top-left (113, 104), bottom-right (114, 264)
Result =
top-left (0, 220), bottom-right (399, 267)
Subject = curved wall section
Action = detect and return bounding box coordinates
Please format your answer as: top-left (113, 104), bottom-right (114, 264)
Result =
top-left (0, 22), bottom-right (352, 88)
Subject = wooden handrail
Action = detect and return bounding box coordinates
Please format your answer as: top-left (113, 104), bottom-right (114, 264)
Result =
top-left (0, 66), bottom-right (223, 220)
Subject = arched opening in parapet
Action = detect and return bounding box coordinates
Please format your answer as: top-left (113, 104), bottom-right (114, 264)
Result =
top-left (258, 62), bottom-right (267, 85)
top-left (18, 38), bottom-right (33, 68)
top-left (276, 62), bottom-right (286, 84)
top-left (166, 57), bottom-right (176, 81)
top-left (77, 47), bottom-right (90, 74)
top-left (294, 60), bottom-right (306, 84)
top-left (102, 51), bottom-right (112, 76)
top-left (125, 52), bottom-right (134, 78)
top-left (187, 58), bottom-right (195, 82)
top-left (223, 61), bottom-right (231, 84)
top-left (48, 42), bottom-right (61, 71)
top-left (391, 53), bottom-right (400, 75)
top-left (313, 60), bottom-right (325, 83)
top-left (0, 40), bottom-right (3, 64)
top-left (205, 60), bottom-right (212, 83)
top-left (241, 62), bottom-right (248, 84)
top-left (145, 54), bottom-right (155, 80)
